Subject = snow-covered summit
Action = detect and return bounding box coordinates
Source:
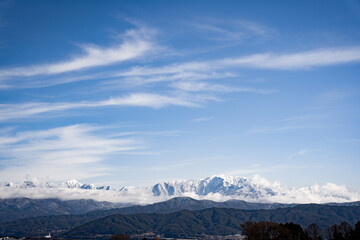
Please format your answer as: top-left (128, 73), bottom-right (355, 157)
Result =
top-left (61, 179), bottom-right (83, 189)
top-left (151, 175), bottom-right (275, 200)
top-left (148, 175), bottom-right (359, 203)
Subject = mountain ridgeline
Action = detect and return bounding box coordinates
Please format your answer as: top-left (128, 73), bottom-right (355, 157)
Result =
top-left (0, 197), bottom-right (360, 238)
top-left (0, 196), bottom-right (297, 223)
top-left (64, 205), bottom-right (360, 238)
top-left (0, 198), bottom-right (126, 223)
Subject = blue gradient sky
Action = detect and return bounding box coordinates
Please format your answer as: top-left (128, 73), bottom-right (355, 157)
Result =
top-left (0, 0), bottom-right (359, 190)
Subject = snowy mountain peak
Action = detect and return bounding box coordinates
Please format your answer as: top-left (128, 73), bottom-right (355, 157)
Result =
top-left (60, 180), bottom-right (111, 190)
top-left (81, 183), bottom-right (96, 190)
top-left (96, 185), bottom-right (112, 190)
top-left (119, 186), bottom-right (136, 192)
top-left (0, 178), bottom-right (112, 191)
top-left (151, 175), bottom-right (274, 199)
top-left (0, 178), bottom-right (56, 188)
top-left (61, 179), bottom-right (83, 189)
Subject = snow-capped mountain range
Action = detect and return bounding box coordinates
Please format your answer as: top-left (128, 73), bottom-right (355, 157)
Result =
top-left (1, 175), bottom-right (359, 204)
top-left (1, 178), bottom-right (112, 190)
top-left (151, 175), bottom-right (276, 198)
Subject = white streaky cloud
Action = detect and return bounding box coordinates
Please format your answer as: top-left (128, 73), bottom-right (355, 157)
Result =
top-left (111, 67), bottom-right (275, 94)
top-left (0, 124), bottom-right (140, 182)
top-left (222, 46), bottom-right (360, 69)
top-left (118, 61), bottom-right (213, 77)
top-left (171, 81), bottom-right (276, 94)
top-left (190, 116), bottom-right (215, 122)
top-left (117, 71), bottom-right (235, 86)
top-left (193, 23), bottom-right (245, 41)
top-left (191, 19), bottom-right (271, 41)
top-left (101, 93), bottom-right (198, 108)
top-left (248, 125), bottom-right (305, 134)
top-left (0, 28), bottom-right (154, 78)
top-left (119, 46), bottom-right (360, 79)
top-left (172, 81), bottom-right (236, 92)
top-left (234, 20), bottom-right (270, 35)
top-left (297, 149), bottom-right (308, 155)
top-left (3, 46), bottom-right (358, 89)
top-left (0, 93), bottom-right (214, 121)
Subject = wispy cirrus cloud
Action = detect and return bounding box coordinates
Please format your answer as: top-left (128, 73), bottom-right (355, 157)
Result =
top-left (2, 44), bottom-right (358, 90)
top-left (191, 19), bottom-right (273, 42)
top-left (103, 46), bottom-right (360, 93)
top-left (171, 81), bottom-right (276, 94)
top-left (121, 46), bottom-right (360, 76)
top-left (0, 124), bottom-right (140, 182)
top-left (0, 27), bottom-right (155, 78)
top-left (248, 125), bottom-right (306, 134)
top-left (0, 93), bottom-right (218, 122)
top-left (190, 116), bottom-right (215, 122)
top-left (172, 81), bottom-right (235, 92)
top-left (222, 46), bottom-right (360, 69)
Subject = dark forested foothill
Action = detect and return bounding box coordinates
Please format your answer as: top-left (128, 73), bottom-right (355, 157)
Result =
top-left (240, 221), bottom-right (360, 240)
top-left (0, 205), bottom-right (359, 239)
top-left (240, 221), bottom-right (294, 240)
top-left (62, 205), bottom-right (360, 239)
top-left (326, 221), bottom-right (360, 240)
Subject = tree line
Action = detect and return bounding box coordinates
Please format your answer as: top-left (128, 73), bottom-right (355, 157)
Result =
top-left (110, 235), bottom-right (159, 240)
top-left (110, 221), bottom-right (360, 240)
top-left (240, 221), bottom-right (360, 240)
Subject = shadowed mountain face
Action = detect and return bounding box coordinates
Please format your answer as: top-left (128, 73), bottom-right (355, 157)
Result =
top-left (63, 205), bottom-right (360, 239)
top-left (2, 204), bottom-right (359, 238)
top-left (0, 196), bottom-right (295, 223)
top-left (1, 197), bottom-right (360, 238)
top-left (0, 198), bottom-right (125, 222)
top-left (1, 196), bottom-right (359, 223)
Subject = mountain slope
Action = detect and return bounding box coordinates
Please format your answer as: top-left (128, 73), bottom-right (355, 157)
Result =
top-left (1, 198), bottom-right (360, 237)
top-left (65, 205), bottom-right (360, 238)
top-left (1, 196), bottom-right (359, 224)
top-left (0, 197), bottom-right (296, 226)
top-left (0, 198), bottom-right (125, 222)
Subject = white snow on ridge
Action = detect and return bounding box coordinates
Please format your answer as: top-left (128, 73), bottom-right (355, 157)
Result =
top-left (0, 178), bottom-right (112, 191)
top-left (0, 175), bottom-right (359, 204)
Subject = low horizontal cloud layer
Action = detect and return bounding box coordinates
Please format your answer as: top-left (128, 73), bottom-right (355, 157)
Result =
top-left (0, 175), bottom-right (358, 204)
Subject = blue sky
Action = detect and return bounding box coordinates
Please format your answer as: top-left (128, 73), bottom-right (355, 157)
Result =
top-left (0, 0), bottom-right (359, 190)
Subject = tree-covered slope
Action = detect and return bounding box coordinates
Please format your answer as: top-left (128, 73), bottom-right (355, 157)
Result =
top-left (65, 205), bottom-right (360, 238)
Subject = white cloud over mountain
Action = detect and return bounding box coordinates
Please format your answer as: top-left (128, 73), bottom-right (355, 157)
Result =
top-left (0, 175), bottom-right (358, 204)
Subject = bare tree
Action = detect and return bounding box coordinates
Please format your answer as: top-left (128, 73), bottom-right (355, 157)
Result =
top-left (305, 223), bottom-right (323, 240)
top-left (327, 221), bottom-right (353, 240)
